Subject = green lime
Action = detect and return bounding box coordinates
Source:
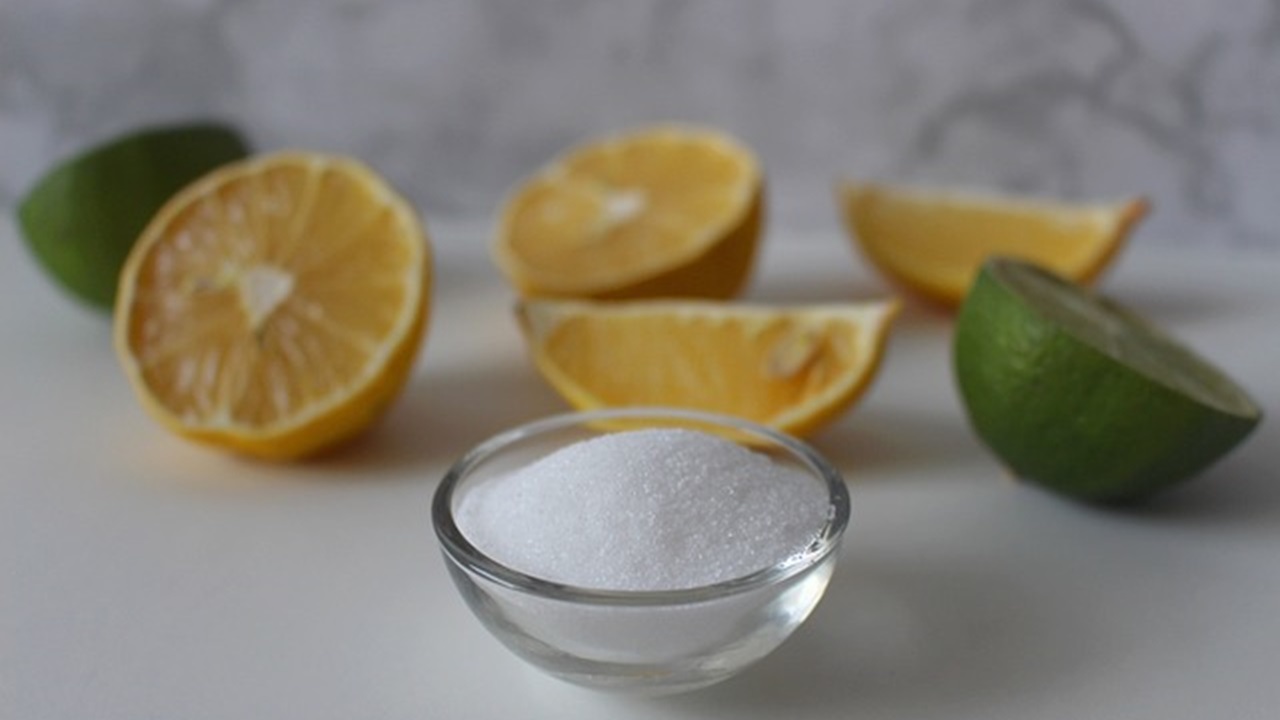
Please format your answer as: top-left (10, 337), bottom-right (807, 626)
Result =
top-left (17, 123), bottom-right (250, 310)
top-left (954, 257), bottom-right (1262, 504)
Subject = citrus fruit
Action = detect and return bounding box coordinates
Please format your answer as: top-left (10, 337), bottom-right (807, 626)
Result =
top-left (516, 299), bottom-right (900, 438)
top-left (493, 125), bottom-right (764, 300)
top-left (954, 257), bottom-right (1262, 504)
top-left (836, 180), bottom-right (1148, 307)
top-left (18, 123), bottom-right (250, 309)
top-left (114, 152), bottom-right (432, 460)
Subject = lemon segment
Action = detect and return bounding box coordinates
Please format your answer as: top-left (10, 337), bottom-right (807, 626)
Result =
top-left (837, 181), bottom-right (1148, 307)
top-left (517, 299), bottom-right (900, 438)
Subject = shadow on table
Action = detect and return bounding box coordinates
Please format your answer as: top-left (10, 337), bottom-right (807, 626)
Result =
top-left (652, 553), bottom-right (1101, 718)
top-left (809, 408), bottom-right (983, 480)
top-left (1102, 427), bottom-right (1280, 529)
top-left (312, 359), bottom-right (566, 476)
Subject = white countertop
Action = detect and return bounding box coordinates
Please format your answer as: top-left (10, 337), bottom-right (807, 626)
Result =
top-left (3, 221), bottom-right (1278, 719)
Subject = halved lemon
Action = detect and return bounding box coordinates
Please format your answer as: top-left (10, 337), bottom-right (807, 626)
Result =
top-left (494, 125), bottom-right (764, 300)
top-left (836, 180), bottom-right (1148, 307)
top-left (114, 152), bottom-right (432, 460)
top-left (517, 299), bottom-right (900, 438)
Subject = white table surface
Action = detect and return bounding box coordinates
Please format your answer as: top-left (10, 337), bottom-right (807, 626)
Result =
top-left (3, 218), bottom-right (1278, 720)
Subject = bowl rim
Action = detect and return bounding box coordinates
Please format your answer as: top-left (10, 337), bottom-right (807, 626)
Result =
top-left (431, 407), bottom-right (850, 606)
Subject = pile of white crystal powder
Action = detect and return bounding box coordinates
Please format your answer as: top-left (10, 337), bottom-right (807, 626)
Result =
top-left (455, 428), bottom-right (831, 591)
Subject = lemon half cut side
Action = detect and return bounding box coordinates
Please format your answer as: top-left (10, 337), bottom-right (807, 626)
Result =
top-left (114, 152), bottom-right (432, 460)
top-left (495, 125), bottom-right (764, 300)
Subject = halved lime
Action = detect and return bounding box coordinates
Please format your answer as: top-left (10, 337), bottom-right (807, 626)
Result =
top-left (954, 257), bottom-right (1262, 504)
top-left (17, 123), bottom-right (250, 310)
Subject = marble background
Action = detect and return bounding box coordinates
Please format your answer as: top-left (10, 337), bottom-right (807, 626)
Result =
top-left (2, 0), bottom-right (1279, 253)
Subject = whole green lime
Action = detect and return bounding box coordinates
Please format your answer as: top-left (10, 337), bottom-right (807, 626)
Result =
top-left (17, 123), bottom-right (250, 309)
top-left (954, 257), bottom-right (1262, 504)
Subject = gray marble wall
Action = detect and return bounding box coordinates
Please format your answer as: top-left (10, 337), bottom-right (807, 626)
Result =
top-left (3, 0), bottom-right (1279, 251)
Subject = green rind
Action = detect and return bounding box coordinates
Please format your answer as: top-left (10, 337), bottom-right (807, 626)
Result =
top-left (954, 258), bottom-right (1262, 504)
top-left (17, 123), bottom-right (251, 310)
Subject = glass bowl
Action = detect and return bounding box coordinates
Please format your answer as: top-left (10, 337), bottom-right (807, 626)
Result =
top-left (431, 407), bottom-right (850, 695)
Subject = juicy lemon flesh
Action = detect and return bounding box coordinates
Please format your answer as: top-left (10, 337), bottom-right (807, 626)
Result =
top-left (841, 183), bottom-right (1147, 305)
top-left (117, 155), bottom-right (427, 457)
top-left (500, 128), bottom-right (759, 296)
top-left (522, 301), bottom-right (899, 436)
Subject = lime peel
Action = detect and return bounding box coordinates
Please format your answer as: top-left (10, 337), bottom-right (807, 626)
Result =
top-left (954, 257), bottom-right (1262, 504)
top-left (17, 122), bottom-right (250, 310)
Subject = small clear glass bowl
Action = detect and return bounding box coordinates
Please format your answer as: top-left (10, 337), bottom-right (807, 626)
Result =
top-left (431, 408), bottom-right (851, 695)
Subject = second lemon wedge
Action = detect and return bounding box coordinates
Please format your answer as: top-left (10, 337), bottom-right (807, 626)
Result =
top-left (837, 180), bottom-right (1148, 307)
top-left (517, 299), bottom-right (900, 438)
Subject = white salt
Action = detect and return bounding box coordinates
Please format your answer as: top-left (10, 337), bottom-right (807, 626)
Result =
top-left (455, 428), bottom-right (830, 591)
